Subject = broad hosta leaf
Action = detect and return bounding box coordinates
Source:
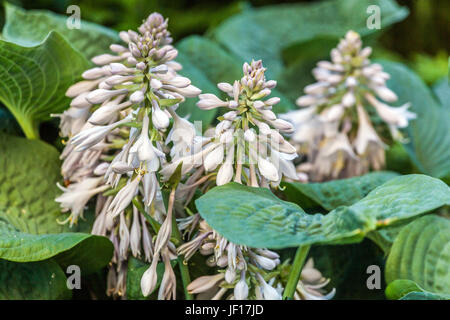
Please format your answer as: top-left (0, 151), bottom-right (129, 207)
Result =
top-left (176, 36), bottom-right (296, 128)
top-left (366, 220), bottom-right (410, 255)
top-left (433, 77), bottom-right (449, 110)
top-left (2, 3), bottom-right (119, 60)
top-left (379, 61), bottom-right (450, 178)
top-left (0, 259), bottom-right (71, 300)
top-left (196, 175), bottom-right (450, 249)
top-left (385, 215), bottom-right (450, 294)
top-left (0, 135), bottom-right (113, 275)
top-left (0, 32), bottom-right (89, 138)
top-left (0, 216), bottom-right (112, 275)
top-left (212, 0), bottom-right (408, 78)
top-left (400, 292), bottom-right (450, 300)
top-left (386, 279), bottom-right (450, 300)
top-left (282, 171), bottom-right (399, 210)
top-left (0, 134), bottom-right (65, 234)
top-left (126, 257), bottom-right (177, 300)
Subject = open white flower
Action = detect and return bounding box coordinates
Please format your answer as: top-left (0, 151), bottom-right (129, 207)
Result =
top-left (56, 12), bottom-right (201, 298)
top-left (282, 30), bottom-right (413, 181)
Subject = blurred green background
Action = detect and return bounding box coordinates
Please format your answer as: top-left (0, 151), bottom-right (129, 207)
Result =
top-left (6, 0), bottom-right (449, 68)
top-left (0, 0), bottom-right (448, 142)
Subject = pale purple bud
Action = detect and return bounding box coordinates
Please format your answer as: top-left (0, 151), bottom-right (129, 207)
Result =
top-left (130, 90), bottom-right (145, 104)
top-left (86, 89), bottom-right (128, 104)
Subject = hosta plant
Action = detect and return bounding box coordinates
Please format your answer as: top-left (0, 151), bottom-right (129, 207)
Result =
top-left (0, 0), bottom-right (448, 302)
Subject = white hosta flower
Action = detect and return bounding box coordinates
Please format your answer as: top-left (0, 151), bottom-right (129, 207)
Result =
top-left (354, 105), bottom-right (386, 155)
top-left (250, 252), bottom-right (278, 270)
top-left (234, 272), bottom-right (249, 300)
top-left (141, 257), bottom-right (159, 297)
top-left (129, 90), bottom-right (145, 104)
top-left (204, 144), bottom-right (224, 172)
top-left (119, 212), bottom-right (130, 259)
top-left (130, 114), bottom-right (165, 169)
top-left (216, 147), bottom-right (234, 186)
top-left (107, 175), bottom-right (140, 218)
top-left (56, 12), bottom-right (203, 299)
top-left (56, 177), bottom-right (108, 226)
top-left (71, 117), bottom-right (129, 151)
top-left (283, 30), bottom-right (412, 181)
top-left (256, 274), bottom-right (282, 300)
top-left (70, 92), bottom-right (93, 108)
top-left (187, 274), bottom-right (224, 295)
top-left (86, 89), bottom-right (128, 104)
top-left (365, 93), bottom-right (416, 128)
top-left (151, 101), bottom-right (170, 129)
top-left (130, 207), bottom-right (142, 257)
top-left (88, 100), bottom-right (131, 125)
top-left (257, 157), bottom-right (279, 182)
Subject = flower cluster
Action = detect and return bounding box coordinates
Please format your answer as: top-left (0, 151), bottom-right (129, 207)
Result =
top-left (281, 30), bottom-right (415, 181)
top-left (55, 12), bottom-right (200, 297)
top-left (161, 60), bottom-right (299, 188)
top-left (177, 216), bottom-right (334, 300)
top-left (55, 12), bottom-right (333, 300)
top-left (160, 61), bottom-right (333, 300)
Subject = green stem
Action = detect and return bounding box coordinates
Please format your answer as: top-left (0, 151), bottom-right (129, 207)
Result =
top-left (132, 198), bottom-right (161, 233)
top-left (283, 245), bottom-right (311, 300)
top-left (163, 187), bottom-right (193, 300)
top-left (172, 207), bottom-right (193, 300)
top-left (13, 113), bottom-right (39, 139)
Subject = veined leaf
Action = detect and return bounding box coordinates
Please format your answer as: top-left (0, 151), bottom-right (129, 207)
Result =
top-left (385, 215), bottom-right (450, 295)
top-left (386, 279), bottom-right (450, 300)
top-left (0, 134), bottom-right (66, 234)
top-left (433, 77), bottom-right (449, 110)
top-left (196, 175), bottom-right (450, 249)
top-left (379, 61), bottom-right (450, 178)
top-left (2, 2), bottom-right (119, 60)
top-left (212, 0), bottom-right (408, 78)
top-left (0, 259), bottom-right (71, 299)
top-left (0, 216), bottom-right (112, 275)
top-left (0, 135), bottom-right (113, 275)
top-left (0, 32), bottom-right (89, 138)
top-left (282, 171), bottom-right (399, 210)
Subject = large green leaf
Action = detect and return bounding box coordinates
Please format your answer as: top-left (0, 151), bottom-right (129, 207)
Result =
top-left (2, 2), bottom-right (119, 60)
top-left (282, 171), bottom-right (399, 210)
top-left (386, 279), bottom-right (450, 300)
top-left (379, 61), bottom-right (450, 178)
top-left (0, 216), bottom-right (112, 275)
top-left (0, 135), bottom-right (113, 274)
top-left (0, 258), bottom-right (71, 300)
top-left (0, 31), bottom-right (89, 138)
top-left (0, 134), bottom-right (66, 234)
top-left (196, 175), bottom-right (450, 249)
top-left (385, 215), bottom-right (450, 295)
top-left (432, 77), bottom-right (449, 110)
top-left (176, 36), bottom-right (296, 128)
top-left (212, 0), bottom-right (408, 78)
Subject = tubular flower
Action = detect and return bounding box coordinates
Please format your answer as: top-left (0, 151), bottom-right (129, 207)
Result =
top-left (172, 61), bottom-right (332, 300)
top-left (177, 218), bottom-right (334, 300)
top-left (54, 12), bottom-right (200, 298)
top-left (162, 60), bottom-right (298, 188)
top-left (281, 30), bottom-right (415, 181)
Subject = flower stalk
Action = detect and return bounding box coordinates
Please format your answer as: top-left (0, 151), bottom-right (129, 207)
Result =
top-left (282, 245), bottom-right (311, 300)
